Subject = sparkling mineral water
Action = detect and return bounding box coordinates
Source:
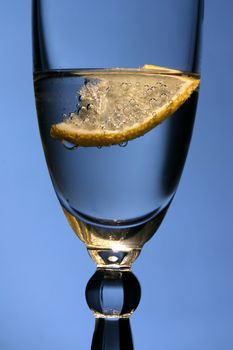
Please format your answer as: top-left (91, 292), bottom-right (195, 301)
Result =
top-left (34, 69), bottom-right (198, 264)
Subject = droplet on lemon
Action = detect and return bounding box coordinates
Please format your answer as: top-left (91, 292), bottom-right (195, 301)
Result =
top-left (50, 65), bottom-right (200, 147)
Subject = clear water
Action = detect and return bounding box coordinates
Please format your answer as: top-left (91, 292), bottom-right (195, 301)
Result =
top-left (34, 69), bottom-right (198, 261)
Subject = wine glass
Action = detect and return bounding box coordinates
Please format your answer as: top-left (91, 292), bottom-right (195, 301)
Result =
top-left (32, 0), bottom-right (204, 348)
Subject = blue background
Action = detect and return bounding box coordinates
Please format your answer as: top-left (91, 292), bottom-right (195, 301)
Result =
top-left (0, 1), bottom-right (233, 349)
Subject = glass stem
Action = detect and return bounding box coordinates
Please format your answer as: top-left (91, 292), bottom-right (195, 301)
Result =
top-left (91, 318), bottom-right (133, 350)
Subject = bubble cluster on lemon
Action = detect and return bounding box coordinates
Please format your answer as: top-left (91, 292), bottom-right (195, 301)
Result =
top-left (50, 64), bottom-right (200, 147)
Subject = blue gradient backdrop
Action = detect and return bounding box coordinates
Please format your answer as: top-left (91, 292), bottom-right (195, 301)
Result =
top-left (0, 1), bottom-right (233, 349)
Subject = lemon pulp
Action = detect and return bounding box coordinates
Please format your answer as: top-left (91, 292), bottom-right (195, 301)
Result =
top-left (50, 65), bottom-right (200, 147)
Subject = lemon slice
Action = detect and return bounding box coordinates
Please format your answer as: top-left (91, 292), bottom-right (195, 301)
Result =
top-left (51, 66), bottom-right (199, 147)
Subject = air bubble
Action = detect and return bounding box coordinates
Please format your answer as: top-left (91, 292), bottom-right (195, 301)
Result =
top-left (119, 141), bottom-right (128, 147)
top-left (108, 256), bottom-right (119, 263)
top-left (149, 98), bottom-right (158, 108)
top-left (87, 103), bottom-right (94, 110)
top-left (160, 93), bottom-right (168, 103)
top-left (147, 88), bottom-right (152, 93)
top-left (121, 82), bottom-right (129, 91)
top-left (78, 106), bottom-right (87, 119)
top-left (62, 140), bottom-right (78, 150)
top-left (129, 98), bottom-right (135, 106)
